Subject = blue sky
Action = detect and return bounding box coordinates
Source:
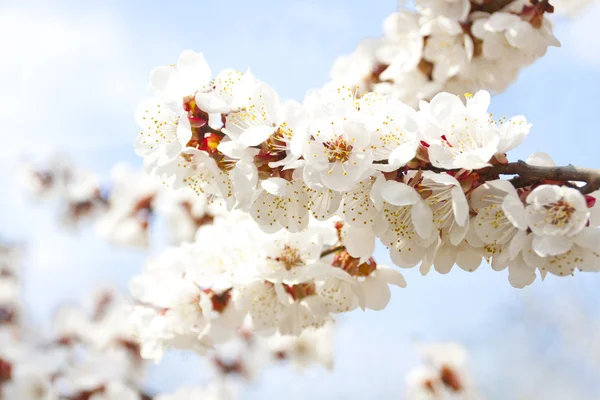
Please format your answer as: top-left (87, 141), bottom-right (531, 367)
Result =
top-left (1, 0), bottom-right (600, 398)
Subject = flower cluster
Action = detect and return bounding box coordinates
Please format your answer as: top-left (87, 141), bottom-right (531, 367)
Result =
top-left (20, 156), bottom-right (108, 227)
top-left (405, 342), bottom-right (479, 400)
top-left (0, 259), bottom-right (151, 400)
top-left (0, 244), bottom-right (22, 327)
top-left (134, 49), bottom-right (600, 291)
top-left (130, 212), bottom-right (395, 361)
top-left (1, 240), bottom-right (337, 400)
top-left (20, 159), bottom-right (223, 248)
top-left (329, 0), bottom-right (560, 106)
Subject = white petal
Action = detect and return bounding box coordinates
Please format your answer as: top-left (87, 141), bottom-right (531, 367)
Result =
top-left (362, 279), bottom-right (392, 311)
top-left (456, 248), bottom-right (482, 272)
top-left (498, 115), bottom-right (530, 153)
top-left (502, 194), bottom-right (527, 230)
top-left (217, 140), bottom-right (255, 161)
top-left (261, 178), bottom-right (292, 197)
top-left (422, 171), bottom-right (460, 187)
top-left (149, 66), bottom-right (175, 95)
top-left (532, 235), bottom-right (574, 257)
top-left (381, 181), bottom-right (420, 206)
top-left (451, 186), bottom-right (469, 226)
top-left (485, 13), bottom-right (518, 31)
top-left (343, 225), bottom-right (376, 261)
top-left (574, 228), bottom-right (600, 250)
top-left (434, 245), bottom-right (456, 274)
top-left (238, 126), bottom-right (277, 146)
top-left (412, 200), bottom-right (434, 239)
top-left (526, 184), bottom-right (562, 205)
top-left (466, 90), bottom-right (491, 115)
top-left (509, 230), bottom-right (527, 260)
top-left (302, 296), bottom-right (330, 318)
top-left (508, 261), bottom-right (536, 288)
top-left (427, 145), bottom-right (457, 169)
top-left (376, 267), bottom-right (407, 288)
top-left (449, 220), bottom-right (469, 246)
top-left (195, 92), bottom-right (230, 113)
top-left (388, 142), bottom-right (418, 167)
top-left (526, 152), bottom-right (555, 167)
top-left (425, 92), bottom-right (464, 125)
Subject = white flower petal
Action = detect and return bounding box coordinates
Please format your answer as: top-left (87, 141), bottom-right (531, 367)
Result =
top-left (412, 200), bottom-right (434, 239)
top-left (261, 178), bottom-right (292, 197)
top-left (362, 279), bottom-right (392, 311)
top-left (526, 152), bottom-right (555, 167)
top-left (451, 186), bottom-right (469, 226)
top-left (502, 194), bottom-right (527, 230)
top-left (532, 234), bottom-right (574, 257)
top-left (343, 225), bottom-right (376, 262)
top-left (376, 266), bottom-right (407, 288)
top-left (238, 126), bottom-right (277, 147)
top-left (381, 181), bottom-right (420, 206)
top-left (508, 261), bottom-right (536, 288)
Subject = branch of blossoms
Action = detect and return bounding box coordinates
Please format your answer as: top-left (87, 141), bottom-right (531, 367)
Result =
top-left (2, 238), bottom-right (340, 400)
top-left (129, 212), bottom-right (396, 362)
top-left (0, 246), bottom-right (153, 399)
top-left (123, 0), bottom-right (600, 371)
top-left (327, 0), bottom-right (559, 106)
top-left (0, 243), bottom-right (22, 327)
top-left (19, 158), bottom-right (224, 248)
top-left (394, 160), bottom-right (600, 194)
top-left (133, 44), bottom-right (600, 294)
top-left (405, 342), bottom-right (482, 400)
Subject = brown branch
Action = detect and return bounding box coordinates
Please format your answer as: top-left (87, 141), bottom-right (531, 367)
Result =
top-left (317, 162), bottom-right (600, 257)
top-left (481, 161), bottom-right (600, 194)
top-left (320, 245), bottom-right (345, 258)
top-left (470, 0), bottom-right (515, 13)
top-left (381, 160), bottom-right (600, 194)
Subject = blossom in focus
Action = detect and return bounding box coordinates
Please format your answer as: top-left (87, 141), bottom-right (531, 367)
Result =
top-left (420, 91), bottom-right (530, 170)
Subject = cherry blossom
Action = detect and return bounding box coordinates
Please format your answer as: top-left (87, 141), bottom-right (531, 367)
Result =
top-left (327, 0), bottom-right (559, 104)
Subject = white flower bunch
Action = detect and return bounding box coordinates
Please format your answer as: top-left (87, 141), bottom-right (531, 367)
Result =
top-left (0, 280), bottom-right (150, 400)
top-left (0, 244), bottom-right (22, 327)
top-left (134, 49), bottom-right (600, 294)
top-left (129, 213), bottom-right (402, 361)
top-left (405, 342), bottom-right (479, 400)
top-left (19, 159), bottom-right (225, 248)
top-left (329, 0), bottom-right (560, 106)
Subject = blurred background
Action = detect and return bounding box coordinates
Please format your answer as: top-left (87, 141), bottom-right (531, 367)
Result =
top-left (1, 0), bottom-right (600, 398)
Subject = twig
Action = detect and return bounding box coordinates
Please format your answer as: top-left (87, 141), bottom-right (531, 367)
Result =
top-left (320, 245), bottom-right (345, 258)
top-left (389, 160), bottom-right (600, 195)
top-left (482, 161), bottom-right (600, 194)
top-left (470, 0), bottom-right (516, 13)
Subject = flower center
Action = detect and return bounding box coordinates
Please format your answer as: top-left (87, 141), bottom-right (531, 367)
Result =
top-left (323, 136), bottom-right (353, 163)
top-left (544, 200), bottom-right (575, 227)
top-left (203, 288), bottom-right (233, 313)
top-left (332, 250), bottom-right (377, 277)
top-left (275, 245), bottom-right (303, 270)
top-left (265, 125), bottom-right (292, 154)
top-left (0, 358), bottom-right (12, 383)
top-left (440, 365), bottom-right (463, 392)
top-left (284, 282), bottom-right (316, 300)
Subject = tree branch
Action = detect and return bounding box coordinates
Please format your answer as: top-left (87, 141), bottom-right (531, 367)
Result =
top-left (320, 245), bottom-right (345, 258)
top-left (470, 0), bottom-right (515, 13)
top-left (381, 160), bottom-right (600, 194)
top-left (481, 161), bottom-right (600, 194)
